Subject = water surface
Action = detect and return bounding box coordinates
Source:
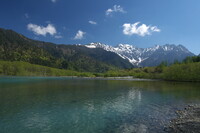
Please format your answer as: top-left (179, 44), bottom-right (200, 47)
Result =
top-left (0, 77), bottom-right (200, 133)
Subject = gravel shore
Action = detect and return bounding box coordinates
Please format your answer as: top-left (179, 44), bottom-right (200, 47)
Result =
top-left (165, 104), bottom-right (200, 133)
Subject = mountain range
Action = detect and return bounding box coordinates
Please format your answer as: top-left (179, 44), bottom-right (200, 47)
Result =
top-left (0, 28), bottom-right (133, 72)
top-left (0, 28), bottom-right (195, 72)
top-left (85, 43), bottom-right (195, 67)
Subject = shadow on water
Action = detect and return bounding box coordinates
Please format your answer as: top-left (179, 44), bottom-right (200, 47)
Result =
top-left (0, 77), bottom-right (200, 133)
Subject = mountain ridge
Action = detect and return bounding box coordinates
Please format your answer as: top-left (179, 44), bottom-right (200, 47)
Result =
top-left (0, 28), bottom-right (133, 72)
top-left (85, 42), bottom-right (195, 66)
top-left (0, 27), bottom-right (195, 69)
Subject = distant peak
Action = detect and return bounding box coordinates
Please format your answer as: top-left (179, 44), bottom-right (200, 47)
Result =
top-left (116, 44), bottom-right (138, 50)
top-left (118, 43), bottom-right (133, 47)
top-left (90, 42), bottom-right (101, 45)
top-left (85, 42), bottom-right (112, 50)
top-left (177, 44), bottom-right (186, 48)
top-left (154, 45), bottom-right (160, 49)
top-left (89, 42), bottom-right (108, 46)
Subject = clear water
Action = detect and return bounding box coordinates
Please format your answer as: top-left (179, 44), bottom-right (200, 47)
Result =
top-left (0, 77), bottom-right (200, 133)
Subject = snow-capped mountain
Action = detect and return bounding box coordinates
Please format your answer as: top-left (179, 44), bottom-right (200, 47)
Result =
top-left (85, 43), bottom-right (195, 67)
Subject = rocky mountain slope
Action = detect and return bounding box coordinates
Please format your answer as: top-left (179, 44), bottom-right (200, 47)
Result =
top-left (85, 43), bottom-right (195, 66)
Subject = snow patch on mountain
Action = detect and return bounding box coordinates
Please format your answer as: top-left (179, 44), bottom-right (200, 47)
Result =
top-left (85, 43), bottom-right (194, 66)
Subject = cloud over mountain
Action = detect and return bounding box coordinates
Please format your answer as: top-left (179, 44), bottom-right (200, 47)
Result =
top-left (74, 30), bottom-right (86, 40)
top-left (89, 20), bottom-right (97, 25)
top-left (123, 22), bottom-right (160, 37)
top-left (27, 23), bottom-right (57, 36)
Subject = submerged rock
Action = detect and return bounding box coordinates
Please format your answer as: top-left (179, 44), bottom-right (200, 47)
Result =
top-left (166, 104), bottom-right (200, 133)
top-left (116, 123), bottom-right (148, 133)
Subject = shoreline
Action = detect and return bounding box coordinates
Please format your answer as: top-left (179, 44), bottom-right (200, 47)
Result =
top-left (0, 75), bottom-right (199, 82)
top-left (165, 104), bottom-right (200, 133)
top-left (0, 76), bottom-right (161, 81)
top-left (78, 76), bottom-right (161, 81)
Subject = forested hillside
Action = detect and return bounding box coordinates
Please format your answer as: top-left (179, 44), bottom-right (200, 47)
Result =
top-left (0, 28), bottom-right (133, 72)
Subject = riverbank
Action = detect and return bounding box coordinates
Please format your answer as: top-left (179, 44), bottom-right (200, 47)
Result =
top-left (1, 60), bottom-right (200, 82)
top-left (166, 104), bottom-right (200, 133)
top-left (0, 76), bottom-right (161, 82)
top-left (78, 76), bottom-right (161, 81)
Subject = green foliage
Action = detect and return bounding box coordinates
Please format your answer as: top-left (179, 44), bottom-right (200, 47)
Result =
top-left (163, 62), bottom-right (200, 81)
top-left (0, 28), bottom-right (199, 81)
top-left (173, 59), bottom-right (180, 64)
top-left (183, 56), bottom-right (200, 64)
top-left (101, 58), bottom-right (200, 82)
top-left (79, 72), bottom-right (96, 77)
top-left (0, 28), bottom-right (133, 73)
top-left (103, 67), bottom-right (162, 79)
top-left (154, 61), bottom-right (167, 73)
top-left (0, 60), bottom-right (96, 77)
top-left (0, 59), bottom-right (200, 82)
top-left (161, 55), bottom-right (200, 81)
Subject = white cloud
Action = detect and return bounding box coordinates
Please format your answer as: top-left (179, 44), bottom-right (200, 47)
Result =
top-left (74, 30), bottom-right (86, 40)
top-left (51, 0), bottom-right (57, 3)
top-left (27, 23), bottom-right (57, 36)
top-left (106, 5), bottom-right (126, 16)
top-left (89, 20), bottom-right (97, 25)
top-left (122, 22), bottom-right (160, 37)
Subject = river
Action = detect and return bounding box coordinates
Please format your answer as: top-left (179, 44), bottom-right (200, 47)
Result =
top-left (0, 77), bottom-right (200, 133)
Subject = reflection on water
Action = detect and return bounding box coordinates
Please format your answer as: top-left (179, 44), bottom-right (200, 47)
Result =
top-left (0, 77), bottom-right (200, 133)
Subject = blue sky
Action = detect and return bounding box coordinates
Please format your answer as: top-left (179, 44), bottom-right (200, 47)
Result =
top-left (0, 0), bottom-right (199, 54)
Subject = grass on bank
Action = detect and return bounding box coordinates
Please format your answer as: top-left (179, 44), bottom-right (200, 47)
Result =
top-left (0, 60), bottom-right (95, 77)
top-left (0, 60), bottom-right (200, 82)
top-left (103, 61), bottom-right (200, 82)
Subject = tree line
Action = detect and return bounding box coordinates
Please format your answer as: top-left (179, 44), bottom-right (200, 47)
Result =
top-left (0, 55), bottom-right (200, 82)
